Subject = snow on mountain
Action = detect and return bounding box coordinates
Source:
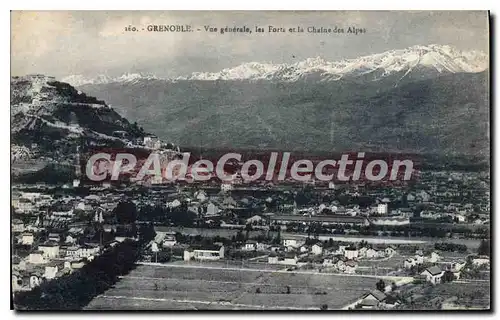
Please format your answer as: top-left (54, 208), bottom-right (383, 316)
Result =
top-left (61, 73), bottom-right (159, 86)
top-left (183, 44), bottom-right (487, 81)
top-left (61, 44), bottom-right (488, 85)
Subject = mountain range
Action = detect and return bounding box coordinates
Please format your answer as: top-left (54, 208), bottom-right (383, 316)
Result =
top-left (62, 44), bottom-right (487, 85)
top-left (12, 44), bottom-right (489, 167)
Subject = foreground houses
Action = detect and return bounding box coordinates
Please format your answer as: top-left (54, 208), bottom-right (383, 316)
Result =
top-left (421, 266), bottom-right (444, 285)
top-left (183, 244), bottom-right (225, 261)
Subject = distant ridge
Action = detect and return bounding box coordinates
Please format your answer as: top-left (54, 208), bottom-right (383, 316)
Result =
top-left (61, 44), bottom-right (488, 85)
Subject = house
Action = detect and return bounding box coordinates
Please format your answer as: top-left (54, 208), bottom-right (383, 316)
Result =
top-left (414, 254), bottom-right (424, 264)
top-left (358, 247), bottom-right (368, 258)
top-left (144, 134), bottom-right (160, 149)
top-left (256, 242), bottom-right (268, 251)
top-left (385, 247), bottom-right (396, 257)
top-left (344, 260), bottom-right (357, 273)
top-left (243, 240), bottom-right (257, 251)
top-left (246, 215), bottom-right (264, 225)
top-left (38, 242), bottom-right (60, 258)
top-left (452, 260), bottom-right (467, 272)
top-left (344, 247), bottom-right (359, 260)
top-left (12, 273), bottom-right (22, 291)
top-left (44, 264), bottom-right (59, 279)
top-left (282, 252), bottom-right (298, 265)
top-left (194, 190), bottom-right (208, 202)
top-left (299, 244), bottom-right (309, 253)
top-left (311, 243), bottom-right (324, 255)
top-left (184, 244), bottom-right (225, 261)
top-left (48, 233), bottom-right (61, 243)
top-left (421, 266), bottom-right (444, 284)
top-left (426, 251), bottom-right (441, 263)
top-left (221, 183), bottom-right (233, 192)
top-left (80, 243), bottom-right (101, 259)
top-left (404, 257), bottom-right (417, 269)
top-left (268, 253), bottom-right (279, 264)
top-left (381, 296), bottom-right (401, 309)
top-left (322, 256), bottom-right (336, 267)
top-left (66, 246), bottom-right (81, 259)
top-left (472, 256), bottom-right (490, 267)
top-left (12, 219), bottom-right (24, 232)
top-left (167, 199), bottom-right (182, 209)
top-left (28, 251), bottom-right (45, 264)
top-left (365, 248), bottom-right (381, 259)
top-left (360, 290), bottom-right (387, 309)
top-left (377, 203), bottom-right (388, 215)
top-left (65, 235), bottom-right (77, 244)
top-left (162, 235), bottom-right (177, 247)
top-left (70, 259), bottom-right (86, 269)
top-left (337, 245), bottom-right (348, 255)
top-left (447, 261), bottom-right (466, 280)
top-left (21, 232), bottom-right (34, 245)
top-left (282, 239), bottom-right (302, 249)
top-left (206, 202), bottom-right (221, 216)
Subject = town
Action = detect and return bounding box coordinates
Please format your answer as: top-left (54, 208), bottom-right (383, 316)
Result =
top-left (11, 141), bottom-right (491, 310)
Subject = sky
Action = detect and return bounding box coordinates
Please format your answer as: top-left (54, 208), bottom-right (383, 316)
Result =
top-left (11, 11), bottom-right (489, 79)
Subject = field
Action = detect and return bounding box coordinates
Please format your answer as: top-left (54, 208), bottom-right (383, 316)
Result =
top-left (85, 263), bottom-right (379, 310)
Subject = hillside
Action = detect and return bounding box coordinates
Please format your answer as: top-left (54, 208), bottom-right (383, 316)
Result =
top-left (11, 75), bottom-right (147, 164)
top-left (77, 71), bottom-right (489, 156)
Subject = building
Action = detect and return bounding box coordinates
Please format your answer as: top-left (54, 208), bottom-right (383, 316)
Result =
top-left (344, 260), bottom-right (358, 273)
top-left (311, 243), bottom-right (323, 255)
top-left (472, 256), bottom-right (490, 267)
top-left (48, 233), bottom-right (61, 243)
top-left (144, 134), bottom-right (160, 149)
top-left (28, 251), bottom-right (45, 264)
top-left (377, 204), bottom-right (388, 215)
top-left (12, 219), bottom-right (24, 233)
top-left (268, 253), bottom-right (279, 264)
top-left (183, 244), bottom-right (225, 261)
top-left (282, 238), bottom-right (303, 249)
top-left (359, 290), bottom-right (387, 309)
top-left (271, 215), bottom-right (369, 227)
top-left (243, 240), bottom-right (257, 251)
top-left (162, 235), bottom-right (177, 248)
top-left (427, 251), bottom-right (441, 263)
top-left (344, 247), bottom-right (359, 260)
top-left (21, 232), bottom-right (34, 245)
top-left (421, 266), bottom-right (444, 284)
top-left (404, 258), bottom-right (417, 269)
top-left (44, 264), bottom-right (59, 280)
top-left (38, 242), bottom-right (60, 258)
top-left (282, 252), bottom-right (298, 265)
top-left (385, 247), bottom-right (396, 257)
top-left (365, 248), bottom-right (381, 259)
top-left (221, 182), bottom-right (233, 192)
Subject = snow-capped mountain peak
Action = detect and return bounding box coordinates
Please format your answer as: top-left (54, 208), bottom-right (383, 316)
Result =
top-left (61, 44), bottom-right (488, 85)
top-left (61, 73), bottom-right (159, 86)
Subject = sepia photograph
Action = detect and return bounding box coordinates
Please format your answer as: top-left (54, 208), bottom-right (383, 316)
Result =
top-left (10, 10), bottom-right (491, 311)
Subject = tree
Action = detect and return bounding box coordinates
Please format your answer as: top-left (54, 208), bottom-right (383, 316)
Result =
top-left (255, 288), bottom-right (261, 294)
top-left (320, 304), bottom-right (328, 310)
top-left (114, 200), bottom-right (138, 224)
top-left (391, 282), bottom-right (397, 292)
top-left (376, 279), bottom-right (386, 292)
top-left (275, 229), bottom-right (281, 244)
top-left (442, 270), bottom-right (455, 283)
top-left (286, 285), bottom-right (291, 294)
top-left (478, 239), bottom-right (490, 256)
